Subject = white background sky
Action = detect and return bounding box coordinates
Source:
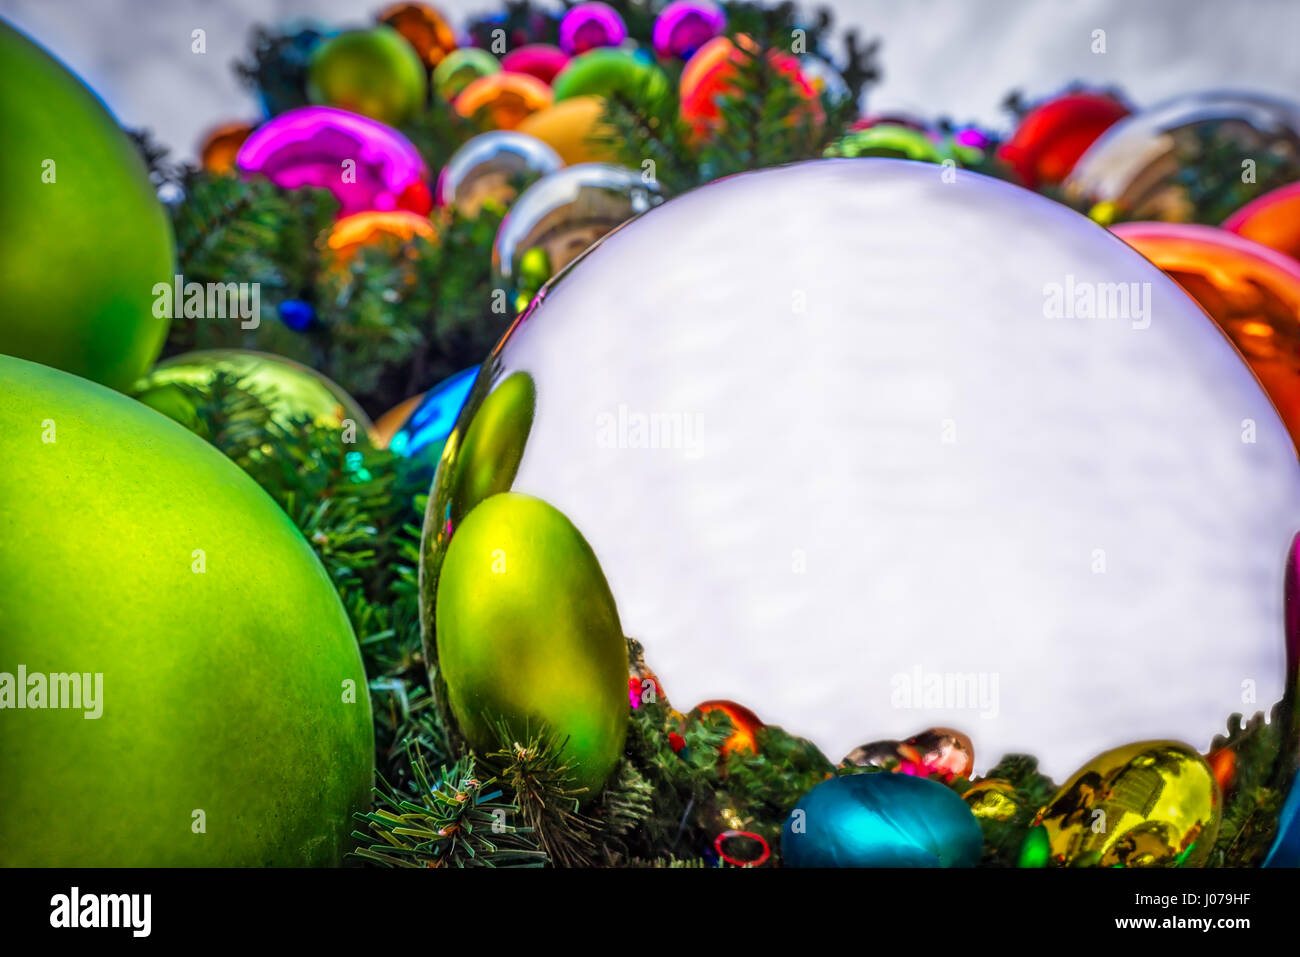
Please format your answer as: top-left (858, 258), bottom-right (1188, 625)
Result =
top-left (2, 0), bottom-right (1298, 160)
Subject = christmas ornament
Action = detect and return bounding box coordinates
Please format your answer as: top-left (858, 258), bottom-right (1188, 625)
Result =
top-left (1223, 181), bottom-right (1300, 262)
top-left (1206, 747), bottom-right (1236, 793)
top-left (374, 393), bottom-right (425, 448)
top-left (0, 356), bottom-right (373, 865)
top-left (134, 349), bottom-right (374, 437)
top-left (783, 772), bottom-right (983, 867)
top-left (493, 163), bottom-right (664, 309)
top-left (1065, 91), bottom-right (1300, 222)
top-left (501, 44), bottom-right (570, 85)
top-left (558, 3), bottom-right (627, 55)
top-left (652, 0), bottom-right (726, 60)
top-left (377, 2), bottom-right (457, 69)
top-left (419, 160), bottom-right (1300, 782)
top-left (679, 35), bottom-right (823, 140)
top-left (823, 123), bottom-right (945, 162)
top-left (963, 779), bottom-right (1025, 822)
top-left (306, 26), bottom-right (428, 127)
top-left (1112, 221), bottom-right (1300, 447)
top-left (997, 90), bottom-right (1129, 188)
top-left (434, 492), bottom-right (629, 796)
top-left (432, 47), bottom-right (501, 101)
top-left (437, 131), bottom-right (564, 216)
top-left (693, 700), bottom-right (763, 756)
top-left (388, 366), bottom-right (479, 464)
top-left (1264, 773), bottom-right (1300, 867)
top-left (552, 47), bottom-right (670, 105)
top-left (199, 121), bottom-right (255, 174)
top-left (454, 72), bottom-right (553, 130)
top-left (1031, 741), bottom-right (1221, 867)
top-left (326, 209), bottom-right (437, 259)
top-left (278, 299), bottom-right (317, 332)
top-left (0, 21), bottom-right (174, 392)
top-left (515, 96), bottom-right (618, 164)
top-left (905, 728), bottom-right (975, 780)
top-left (841, 740), bottom-right (917, 770)
top-left (236, 106), bottom-right (433, 217)
top-left (1018, 825), bottom-right (1051, 867)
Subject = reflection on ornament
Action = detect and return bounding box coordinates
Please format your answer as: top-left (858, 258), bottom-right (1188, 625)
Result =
top-left (306, 26), bottom-right (428, 127)
top-left (963, 779), bottom-right (1024, 822)
top-left (653, 1), bottom-right (726, 60)
top-left (388, 366), bottom-right (479, 464)
top-left (823, 124), bottom-right (945, 163)
top-left (694, 700), bottom-right (763, 756)
top-left (419, 161), bottom-right (1300, 782)
top-left (1223, 181), bottom-right (1300, 263)
top-left (237, 106), bottom-right (432, 217)
top-left (454, 72), bottom-right (553, 130)
top-left (326, 209), bottom-right (436, 259)
top-left (552, 47), bottom-right (669, 104)
top-left (436, 131), bottom-right (563, 216)
top-left (501, 44), bottom-right (570, 85)
top-left (680, 35), bottom-right (823, 140)
top-left (783, 772), bottom-right (983, 867)
top-left (1065, 91), bottom-right (1300, 221)
top-left (492, 163), bottom-right (663, 309)
top-left (997, 90), bottom-right (1129, 188)
top-left (432, 47), bottom-right (501, 100)
top-left (1112, 222), bottom-right (1300, 448)
top-left (904, 728), bottom-right (975, 780)
top-left (515, 96), bottom-right (618, 165)
top-left (377, 2), bottom-right (457, 69)
top-left (374, 392), bottom-right (425, 448)
top-left (559, 2), bottom-right (627, 55)
top-left (199, 121), bottom-right (255, 174)
top-left (134, 349), bottom-right (373, 436)
top-left (1031, 741), bottom-right (1221, 867)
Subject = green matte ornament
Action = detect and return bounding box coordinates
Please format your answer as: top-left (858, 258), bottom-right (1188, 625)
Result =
top-left (307, 26), bottom-right (428, 127)
top-left (0, 356), bottom-right (373, 866)
top-left (0, 21), bottom-right (175, 392)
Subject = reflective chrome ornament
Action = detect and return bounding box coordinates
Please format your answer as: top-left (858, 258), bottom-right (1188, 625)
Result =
top-left (436, 131), bottom-right (564, 216)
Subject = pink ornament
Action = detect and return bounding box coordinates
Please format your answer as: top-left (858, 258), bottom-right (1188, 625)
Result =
top-left (236, 106), bottom-right (432, 218)
top-left (558, 2), bottom-right (627, 55)
top-left (653, 0), bottom-right (725, 60)
top-left (501, 43), bottom-right (570, 85)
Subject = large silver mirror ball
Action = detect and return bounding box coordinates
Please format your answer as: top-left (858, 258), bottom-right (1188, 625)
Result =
top-left (422, 158), bottom-right (1300, 779)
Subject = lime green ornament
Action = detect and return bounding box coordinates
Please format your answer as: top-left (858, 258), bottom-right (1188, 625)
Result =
top-left (0, 356), bottom-right (373, 866)
top-left (1018, 825), bottom-right (1050, 867)
top-left (444, 370), bottom-right (537, 528)
top-left (434, 492), bottom-right (629, 796)
top-left (307, 26), bottom-right (428, 126)
top-left (0, 21), bottom-right (174, 392)
top-left (432, 48), bottom-right (501, 101)
top-left (824, 124), bottom-right (946, 163)
top-left (552, 48), bottom-right (669, 105)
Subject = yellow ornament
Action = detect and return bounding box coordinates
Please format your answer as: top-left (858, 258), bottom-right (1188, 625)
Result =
top-left (963, 778), bottom-right (1025, 823)
top-left (1031, 741), bottom-right (1220, 867)
top-left (515, 96), bottom-right (618, 165)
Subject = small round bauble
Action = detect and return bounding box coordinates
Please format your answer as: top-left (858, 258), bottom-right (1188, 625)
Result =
top-left (515, 96), bottom-right (618, 164)
top-left (388, 366), bottom-right (479, 465)
top-left (1031, 741), bottom-right (1221, 867)
top-left (419, 160), bottom-right (1300, 785)
top-left (692, 700), bottom-right (763, 756)
top-left (823, 124), bottom-right (946, 163)
top-left (0, 21), bottom-right (174, 392)
top-left (434, 491), bottom-right (628, 796)
top-left (437, 131), bottom-right (563, 216)
top-left (199, 121), bottom-right (255, 174)
top-left (377, 2), bottom-right (458, 69)
top-left (1112, 221), bottom-right (1300, 447)
top-left (653, 0), bottom-right (726, 60)
top-left (1224, 181), bottom-right (1300, 263)
top-left (454, 72), bottom-right (553, 130)
top-left (0, 356), bottom-right (373, 865)
top-left (433, 47), bottom-right (501, 101)
top-left (904, 727), bottom-right (975, 780)
top-left (552, 48), bottom-right (669, 105)
top-left (326, 208), bottom-right (437, 260)
top-left (558, 2), bottom-right (627, 55)
top-left (501, 44), bottom-right (570, 85)
top-left (997, 90), bottom-right (1129, 188)
top-left (783, 772), bottom-right (983, 867)
top-left (306, 26), bottom-right (428, 127)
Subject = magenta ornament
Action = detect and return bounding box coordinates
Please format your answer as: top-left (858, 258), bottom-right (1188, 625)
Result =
top-left (653, 0), bottom-right (726, 60)
top-left (558, 2), bottom-right (627, 55)
top-left (236, 105), bottom-right (432, 218)
top-left (500, 44), bottom-right (570, 85)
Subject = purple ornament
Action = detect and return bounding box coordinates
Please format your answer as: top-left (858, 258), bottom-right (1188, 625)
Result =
top-left (653, 0), bottom-right (725, 60)
top-left (236, 106), bottom-right (432, 218)
top-left (954, 127), bottom-right (992, 151)
top-left (558, 2), bottom-right (627, 55)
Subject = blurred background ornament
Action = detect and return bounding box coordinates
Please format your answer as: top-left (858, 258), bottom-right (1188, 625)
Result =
top-left (306, 26), bottom-right (428, 127)
top-left (1031, 741), bottom-right (1221, 867)
top-left (782, 772), bottom-right (983, 867)
top-left (963, 778), bottom-right (1025, 822)
top-left (692, 700), bottom-right (764, 756)
top-left (277, 298), bottom-right (317, 332)
top-left (1223, 181), bottom-right (1300, 263)
top-left (493, 163), bottom-right (663, 309)
top-left (904, 728), bottom-right (975, 780)
top-left (237, 106), bottom-right (432, 217)
top-left (679, 35), bottom-right (823, 141)
top-left (377, 2), bottom-right (458, 69)
top-left (198, 121), bottom-right (255, 174)
top-left (841, 739), bottom-right (915, 770)
top-left (1065, 91), bottom-right (1300, 223)
top-left (823, 123), bottom-right (945, 162)
top-left (1263, 773), bottom-right (1300, 867)
top-left (437, 130), bottom-right (563, 216)
top-left (432, 47), bottom-right (500, 101)
top-left (552, 47), bottom-right (669, 105)
top-left (652, 0), bottom-right (726, 61)
top-left (326, 208), bottom-right (437, 259)
top-left (1113, 221), bottom-right (1300, 448)
top-left (558, 2), bottom-right (627, 55)
top-left (501, 43), bottom-right (570, 85)
top-left (454, 71), bottom-right (553, 129)
top-left (373, 393), bottom-right (426, 448)
top-left (387, 366), bottom-right (479, 465)
top-left (516, 96), bottom-right (618, 164)
top-left (997, 89), bottom-right (1129, 188)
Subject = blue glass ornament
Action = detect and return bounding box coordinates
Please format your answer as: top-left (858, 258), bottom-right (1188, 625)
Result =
top-left (783, 772), bottom-right (982, 867)
top-left (389, 366), bottom-right (478, 462)
top-left (1264, 771), bottom-right (1300, 867)
top-left (278, 298), bottom-right (316, 332)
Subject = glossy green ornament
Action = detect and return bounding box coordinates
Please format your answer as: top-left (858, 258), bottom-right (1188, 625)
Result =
top-left (823, 124), bottom-right (946, 163)
top-left (552, 48), bottom-right (669, 104)
top-left (433, 491), bottom-right (628, 795)
top-left (432, 48), bottom-right (501, 101)
top-left (441, 369), bottom-right (537, 529)
top-left (0, 356), bottom-right (373, 865)
top-left (1018, 825), bottom-right (1051, 867)
top-left (307, 26), bottom-right (428, 127)
top-left (1031, 741), bottom-right (1221, 867)
top-left (0, 21), bottom-right (174, 392)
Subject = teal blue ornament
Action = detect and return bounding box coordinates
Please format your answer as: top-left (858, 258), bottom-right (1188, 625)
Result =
top-left (783, 772), bottom-right (983, 867)
top-left (1264, 772), bottom-right (1300, 867)
top-left (390, 366), bottom-right (478, 465)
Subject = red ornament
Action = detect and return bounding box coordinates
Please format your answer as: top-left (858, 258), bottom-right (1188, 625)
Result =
top-left (693, 699), bottom-right (763, 756)
top-left (667, 731), bottom-right (686, 753)
top-left (679, 35), bottom-right (822, 142)
top-left (997, 91), bottom-right (1129, 188)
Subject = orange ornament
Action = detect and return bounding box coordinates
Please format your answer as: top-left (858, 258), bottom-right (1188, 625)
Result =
top-left (377, 2), bottom-right (458, 68)
top-left (679, 35), bottom-right (823, 142)
top-left (199, 121), bottom-right (255, 175)
top-left (1114, 221), bottom-right (1300, 449)
top-left (326, 209), bottom-right (437, 259)
top-left (454, 73), bottom-right (553, 131)
top-left (373, 392), bottom-right (426, 448)
top-left (1223, 182), bottom-right (1300, 264)
top-left (694, 700), bottom-right (763, 757)
top-left (1207, 747), bottom-right (1237, 793)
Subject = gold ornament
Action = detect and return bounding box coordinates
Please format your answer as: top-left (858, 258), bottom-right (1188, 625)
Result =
top-left (963, 778), bottom-right (1025, 823)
